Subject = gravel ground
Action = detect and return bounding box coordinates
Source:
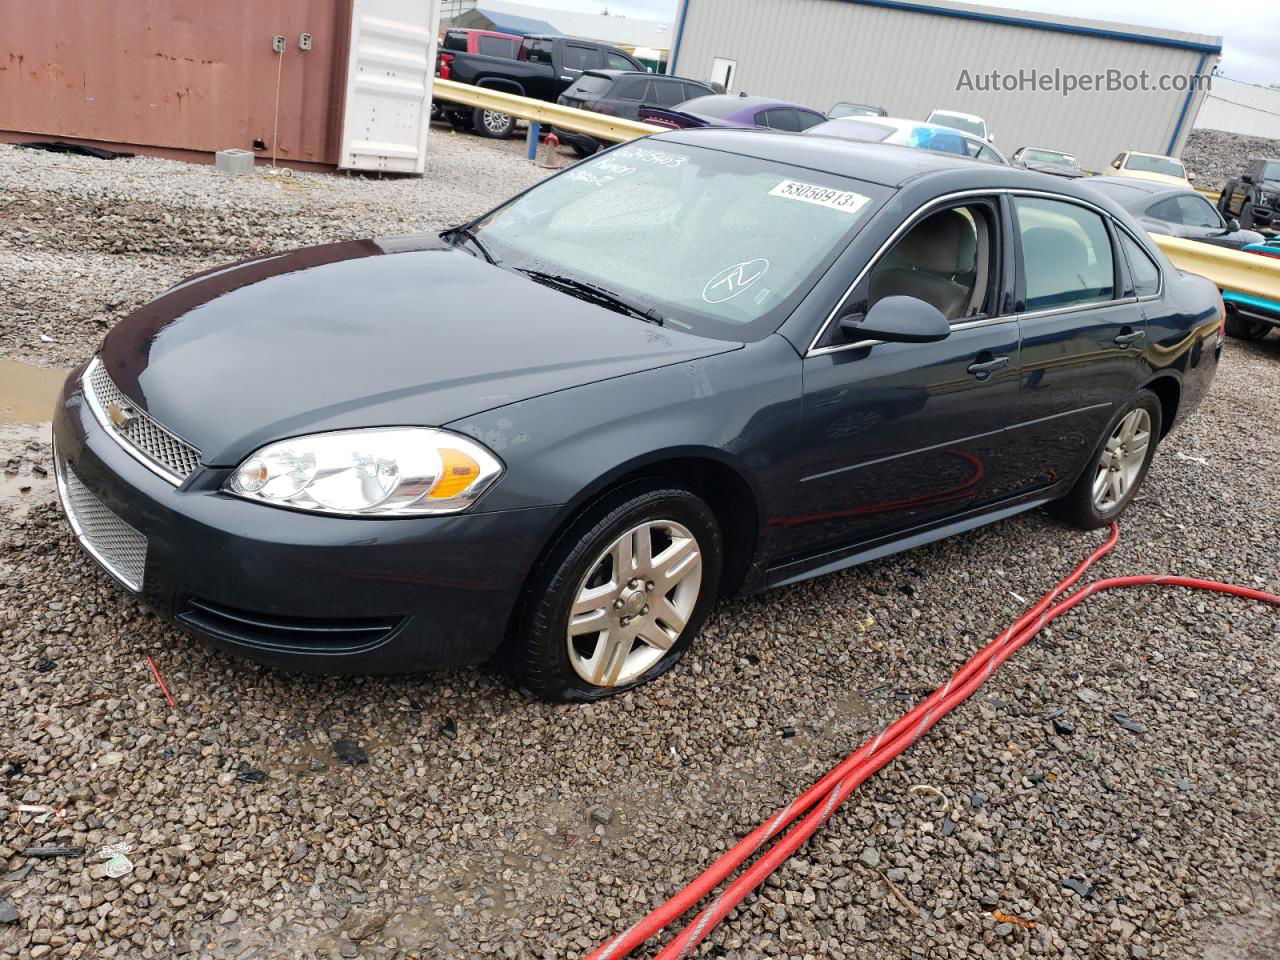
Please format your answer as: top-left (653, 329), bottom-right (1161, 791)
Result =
top-left (2, 132), bottom-right (1279, 960)
top-left (1183, 129), bottom-right (1280, 192)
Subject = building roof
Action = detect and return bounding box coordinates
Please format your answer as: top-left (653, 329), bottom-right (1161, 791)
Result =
top-left (477, 0), bottom-right (673, 50)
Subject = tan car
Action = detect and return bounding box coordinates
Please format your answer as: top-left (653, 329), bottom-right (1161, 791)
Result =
top-left (1107, 151), bottom-right (1193, 187)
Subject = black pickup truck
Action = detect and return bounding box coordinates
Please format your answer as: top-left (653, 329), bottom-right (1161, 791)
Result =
top-left (1218, 158), bottom-right (1280, 231)
top-left (437, 34), bottom-right (646, 139)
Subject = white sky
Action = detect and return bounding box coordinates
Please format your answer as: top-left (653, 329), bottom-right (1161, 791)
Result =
top-left (548, 0), bottom-right (1279, 84)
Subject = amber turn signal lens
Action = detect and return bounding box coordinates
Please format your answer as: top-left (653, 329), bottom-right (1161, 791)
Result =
top-left (429, 448), bottom-right (482, 499)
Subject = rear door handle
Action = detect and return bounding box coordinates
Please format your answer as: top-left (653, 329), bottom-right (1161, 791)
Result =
top-left (967, 355), bottom-right (1010, 380)
top-left (1114, 330), bottom-right (1146, 347)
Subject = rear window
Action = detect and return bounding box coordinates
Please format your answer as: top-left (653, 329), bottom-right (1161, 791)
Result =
top-left (650, 79), bottom-right (686, 106)
top-left (677, 96), bottom-right (745, 119)
top-left (442, 31), bottom-right (468, 52)
top-left (929, 112), bottom-right (985, 137)
top-left (565, 74), bottom-right (615, 99)
top-left (477, 35), bottom-right (517, 58)
top-left (807, 119), bottom-right (895, 142)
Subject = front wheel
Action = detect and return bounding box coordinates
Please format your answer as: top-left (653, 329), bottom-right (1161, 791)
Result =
top-left (508, 487), bottom-right (723, 701)
top-left (1240, 201), bottom-right (1256, 231)
top-left (473, 107), bottom-right (516, 139)
top-left (1049, 392), bottom-right (1162, 530)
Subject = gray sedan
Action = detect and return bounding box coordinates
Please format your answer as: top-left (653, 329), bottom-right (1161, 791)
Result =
top-left (1083, 176), bottom-right (1265, 250)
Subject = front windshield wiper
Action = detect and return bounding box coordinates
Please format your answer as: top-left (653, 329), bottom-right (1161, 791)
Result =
top-left (442, 224), bottom-right (499, 266)
top-left (518, 269), bottom-right (665, 326)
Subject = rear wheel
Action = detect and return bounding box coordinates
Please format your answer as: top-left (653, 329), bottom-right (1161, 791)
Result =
top-left (1240, 200), bottom-right (1256, 231)
top-left (1050, 391), bottom-right (1162, 530)
top-left (508, 487), bottom-right (723, 701)
top-left (473, 107), bottom-right (516, 139)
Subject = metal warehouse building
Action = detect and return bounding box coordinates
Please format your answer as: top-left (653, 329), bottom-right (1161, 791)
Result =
top-left (668, 0), bottom-right (1221, 172)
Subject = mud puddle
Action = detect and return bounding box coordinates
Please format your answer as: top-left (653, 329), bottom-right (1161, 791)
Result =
top-left (0, 358), bottom-right (66, 425)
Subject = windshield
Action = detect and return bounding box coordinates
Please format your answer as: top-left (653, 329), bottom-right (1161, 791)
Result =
top-left (1023, 149), bottom-right (1075, 167)
top-left (1263, 161), bottom-right (1280, 181)
top-left (470, 142), bottom-right (887, 341)
top-left (929, 112), bottom-right (985, 137)
top-left (1125, 154), bottom-right (1185, 177)
top-left (808, 118), bottom-right (894, 142)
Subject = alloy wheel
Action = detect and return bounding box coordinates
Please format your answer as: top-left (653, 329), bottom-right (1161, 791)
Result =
top-left (482, 110), bottom-right (512, 135)
top-left (566, 519), bottom-right (702, 687)
top-left (1092, 407), bottom-right (1152, 512)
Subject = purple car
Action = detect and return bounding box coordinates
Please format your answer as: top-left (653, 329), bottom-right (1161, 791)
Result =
top-left (640, 94), bottom-right (827, 132)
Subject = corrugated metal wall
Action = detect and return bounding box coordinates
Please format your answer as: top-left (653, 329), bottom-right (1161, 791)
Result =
top-left (1194, 77), bottom-right (1280, 140)
top-left (671, 0), bottom-right (1218, 171)
top-left (0, 0), bottom-right (352, 167)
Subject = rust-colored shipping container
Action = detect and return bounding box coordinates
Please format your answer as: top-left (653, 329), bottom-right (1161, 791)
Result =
top-left (0, 0), bottom-right (439, 173)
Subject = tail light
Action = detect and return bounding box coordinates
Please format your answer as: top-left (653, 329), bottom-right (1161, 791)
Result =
top-left (437, 52), bottom-right (454, 80)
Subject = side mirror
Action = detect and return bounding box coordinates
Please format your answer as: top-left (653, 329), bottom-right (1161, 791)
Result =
top-left (1188, 172), bottom-right (1197, 181)
top-left (1227, 218), bottom-right (1241, 232)
top-left (1241, 174), bottom-right (1254, 184)
top-left (988, 133), bottom-right (995, 144)
top-left (1111, 159), bottom-right (1121, 169)
top-left (839, 296), bottom-right (951, 343)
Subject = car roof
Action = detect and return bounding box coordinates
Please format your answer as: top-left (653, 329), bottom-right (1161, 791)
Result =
top-left (650, 127), bottom-right (1104, 196)
top-left (1125, 151), bottom-right (1182, 162)
top-left (685, 94), bottom-right (815, 112)
top-left (1019, 146), bottom-right (1075, 157)
top-left (1081, 177), bottom-right (1199, 209)
top-left (814, 116), bottom-right (1002, 155)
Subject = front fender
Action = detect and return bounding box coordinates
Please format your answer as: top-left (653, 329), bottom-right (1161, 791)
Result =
top-left (446, 336), bottom-right (802, 523)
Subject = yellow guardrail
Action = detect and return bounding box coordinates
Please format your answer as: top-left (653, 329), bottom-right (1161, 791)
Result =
top-left (1198, 189), bottom-right (1221, 205)
top-left (432, 78), bottom-right (664, 144)
top-left (1151, 233), bottom-right (1280, 302)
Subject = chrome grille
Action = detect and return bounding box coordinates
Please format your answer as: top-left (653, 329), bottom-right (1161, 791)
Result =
top-left (85, 358), bottom-right (201, 483)
top-left (56, 455), bottom-right (147, 592)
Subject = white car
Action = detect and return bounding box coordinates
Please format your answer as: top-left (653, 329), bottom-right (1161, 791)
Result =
top-left (927, 109), bottom-right (992, 144)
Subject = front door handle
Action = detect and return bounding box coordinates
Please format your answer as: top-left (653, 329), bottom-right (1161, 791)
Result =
top-left (966, 355), bottom-right (1010, 380)
top-left (1114, 329), bottom-right (1146, 347)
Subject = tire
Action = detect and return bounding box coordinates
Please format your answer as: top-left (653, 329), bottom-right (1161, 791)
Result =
top-left (1240, 201), bottom-right (1256, 231)
top-left (1224, 306), bottom-right (1270, 341)
top-left (473, 107), bottom-right (516, 139)
top-left (1049, 391), bottom-right (1162, 530)
top-left (507, 486), bottom-right (724, 701)
top-left (1218, 180), bottom-right (1236, 216)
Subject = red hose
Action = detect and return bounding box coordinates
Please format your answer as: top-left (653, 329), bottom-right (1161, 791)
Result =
top-left (589, 523), bottom-right (1279, 960)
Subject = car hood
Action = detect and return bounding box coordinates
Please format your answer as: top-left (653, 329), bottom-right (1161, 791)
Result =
top-left (99, 236), bottom-right (739, 465)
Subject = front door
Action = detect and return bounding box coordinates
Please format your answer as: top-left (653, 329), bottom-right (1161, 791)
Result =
top-left (778, 198), bottom-right (1020, 563)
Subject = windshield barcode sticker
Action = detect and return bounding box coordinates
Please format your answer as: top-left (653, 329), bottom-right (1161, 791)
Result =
top-left (769, 180), bottom-right (870, 214)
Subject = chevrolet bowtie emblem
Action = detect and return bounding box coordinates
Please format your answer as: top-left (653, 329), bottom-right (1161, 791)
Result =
top-left (106, 401), bottom-right (136, 430)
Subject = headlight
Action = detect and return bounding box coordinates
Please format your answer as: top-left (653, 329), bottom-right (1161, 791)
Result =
top-left (224, 428), bottom-right (503, 516)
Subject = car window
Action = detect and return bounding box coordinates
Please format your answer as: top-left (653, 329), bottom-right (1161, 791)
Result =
top-left (650, 79), bottom-right (686, 106)
top-left (474, 142), bottom-right (887, 342)
top-left (920, 131), bottom-right (968, 156)
top-left (1118, 231), bottom-right (1161, 297)
top-left (974, 144), bottom-right (1003, 165)
top-left (1177, 195), bottom-right (1222, 228)
top-left (928, 112), bottom-right (985, 137)
top-left (605, 52), bottom-right (635, 70)
top-left (758, 109), bottom-right (801, 131)
top-left (612, 77), bottom-right (650, 101)
top-left (1014, 196), bottom-right (1116, 311)
top-left (681, 82), bottom-right (712, 101)
top-left (477, 35), bottom-right (517, 58)
top-left (679, 96), bottom-right (747, 119)
top-left (1124, 154), bottom-right (1186, 178)
top-left (794, 110), bottom-right (827, 131)
top-left (562, 45), bottom-right (600, 72)
top-left (1263, 161), bottom-right (1280, 181)
top-left (521, 39), bottom-right (552, 64)
top-left (565, 74), bottom-right (616, 100)
top-left (867, 204), bottom-right (996, 322)
top-left (443, 31), bottom-right (468, 52)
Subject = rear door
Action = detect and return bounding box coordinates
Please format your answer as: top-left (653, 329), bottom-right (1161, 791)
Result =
top-left (1003, 194), bottom-right (1147, 496)
top-left (557, 42), bottom-right (603, 94)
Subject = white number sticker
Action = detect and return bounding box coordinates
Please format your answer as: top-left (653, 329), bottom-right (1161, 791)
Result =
top-left (768, 180), bottom-right (870, 215)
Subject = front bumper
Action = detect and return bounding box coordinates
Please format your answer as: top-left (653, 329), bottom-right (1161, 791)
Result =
top-left (52, 366), bottom-right (561, 674)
